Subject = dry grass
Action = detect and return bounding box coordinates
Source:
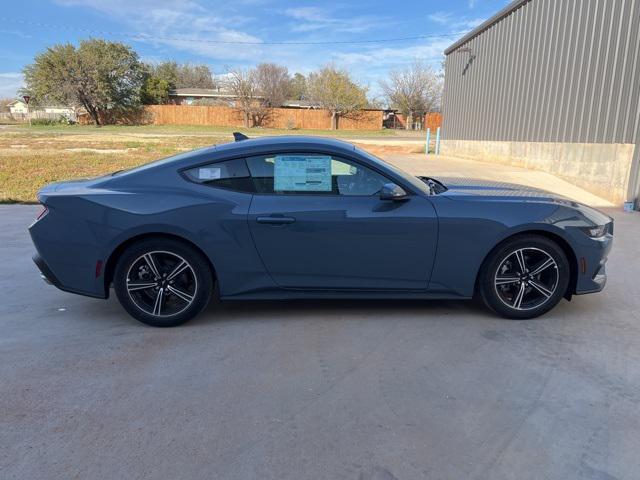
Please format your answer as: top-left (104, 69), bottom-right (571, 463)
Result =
top-left (0, 125), bottom-right (421, 203)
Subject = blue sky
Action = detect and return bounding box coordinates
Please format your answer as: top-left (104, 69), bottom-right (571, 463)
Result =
top-left (0, 0), bottom-right (509, 99)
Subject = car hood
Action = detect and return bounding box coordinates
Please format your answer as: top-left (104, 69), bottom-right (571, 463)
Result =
top-left (438, 177), bottom-right (567, 201)
top-left (434, 177), bottom-right (613, 225)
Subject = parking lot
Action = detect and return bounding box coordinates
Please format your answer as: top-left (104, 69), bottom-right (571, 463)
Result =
top-left (1, 157), bottom-right (639, 479)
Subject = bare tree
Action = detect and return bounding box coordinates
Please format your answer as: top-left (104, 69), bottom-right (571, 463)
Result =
top-left (307, 65), bottom-right (368, 130)
top-left (0, 97), bottom-right (13, 113)
top-left (254, 63), bottom-right (291, 107)
top-left (380, 60), bottom-right (442, 129)
top-left (226, 68), bottom-right (264, 127)
top-left (176, 64), bottom-right (216, 89)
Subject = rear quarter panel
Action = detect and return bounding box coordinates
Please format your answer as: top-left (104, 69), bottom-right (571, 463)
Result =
top-left (31, 171), bottom-right (272, 298)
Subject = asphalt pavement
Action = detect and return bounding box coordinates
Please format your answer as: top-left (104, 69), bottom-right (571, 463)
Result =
top-left (1, 200), bottom-right (639, 479)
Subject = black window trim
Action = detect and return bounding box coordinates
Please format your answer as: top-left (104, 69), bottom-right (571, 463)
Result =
top-left (178, 148), bottom-right (419, 197)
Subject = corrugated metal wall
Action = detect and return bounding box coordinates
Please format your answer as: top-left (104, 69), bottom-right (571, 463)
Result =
top-left (442, 0), bottom-right (640, 146)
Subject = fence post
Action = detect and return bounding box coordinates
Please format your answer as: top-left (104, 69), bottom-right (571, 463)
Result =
top-left (435, 127), bottom-right (441, 155)
top-left (425, 128), bottom-right (431, 155)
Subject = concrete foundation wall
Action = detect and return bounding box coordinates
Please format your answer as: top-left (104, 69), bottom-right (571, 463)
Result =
top-left (441, 140), bottom-right (635, 205)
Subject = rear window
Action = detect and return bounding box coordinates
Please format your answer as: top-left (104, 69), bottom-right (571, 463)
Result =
top-left (183, 158), bottom-right (254, 193)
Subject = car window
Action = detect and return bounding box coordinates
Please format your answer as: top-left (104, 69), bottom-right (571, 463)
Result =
top-left (183, 158), bottom-right (254, 193)
top-left (245, 153), bottom-right (390, 196)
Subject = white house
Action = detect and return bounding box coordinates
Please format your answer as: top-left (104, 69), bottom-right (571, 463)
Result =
top-left (7, 100), bottom-right (28, 114)
top-left (6, 99), bottom-right (75, 117)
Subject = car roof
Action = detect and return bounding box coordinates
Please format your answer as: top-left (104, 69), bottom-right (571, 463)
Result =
top-left (212, 135), bottom-right (357, 154)
top-left (101, 135), bottom-right (361, 184)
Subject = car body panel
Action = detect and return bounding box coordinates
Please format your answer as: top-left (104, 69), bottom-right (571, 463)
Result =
top-left (29, 136), bottom-right (613, 304)
top-left (248, 193), bottom-right (438, 290)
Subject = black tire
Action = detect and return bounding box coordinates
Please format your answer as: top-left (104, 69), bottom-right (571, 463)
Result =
top-left (113, 238), bottom-right (213, 327)
top-left (479, 235), bottom-right (570, 320)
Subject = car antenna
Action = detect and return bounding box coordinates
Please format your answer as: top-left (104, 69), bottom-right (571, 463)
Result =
top-left (233, 132), bottom-right (249, 142)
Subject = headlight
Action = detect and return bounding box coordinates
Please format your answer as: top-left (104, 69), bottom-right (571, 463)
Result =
top-left (580, 224), bottom-right (609, 238)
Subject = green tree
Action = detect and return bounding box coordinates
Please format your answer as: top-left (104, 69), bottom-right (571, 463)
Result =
top-left (22, 39), bottom-right (145, 125)
top-left (144, 61), bottom-right (216, 94)
top-left (152, 61), bottom-right (179, 87)
top-left (307, 66), bottom-right (368, 129)
top-left (140, 74), bottom-right (172, 105)
top-left (290, 72), bottom-right (307, 101)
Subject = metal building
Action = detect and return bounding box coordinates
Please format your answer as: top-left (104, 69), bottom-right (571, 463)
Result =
top-left (442, 0), bottom-right (640, 207)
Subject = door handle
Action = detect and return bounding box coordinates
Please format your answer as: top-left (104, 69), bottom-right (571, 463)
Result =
top-left (256, 216), bottom-right (296, 225)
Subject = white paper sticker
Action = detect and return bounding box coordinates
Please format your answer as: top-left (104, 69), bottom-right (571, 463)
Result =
top-left (198, 167), bottom-right (221, 180)
top-left (274, 156), bottom-right (332, 192)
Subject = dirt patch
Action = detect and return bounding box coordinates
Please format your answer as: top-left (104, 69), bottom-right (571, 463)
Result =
top-left (353, 143), bottom-right (424, 156)
top-left (64, 148), bottom-right (130, 154)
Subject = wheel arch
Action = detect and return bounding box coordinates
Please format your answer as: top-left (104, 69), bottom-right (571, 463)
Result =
top-left (103, 232), bottom-right (217, 297)
top-left (474, 229), bottom-right (579, 299)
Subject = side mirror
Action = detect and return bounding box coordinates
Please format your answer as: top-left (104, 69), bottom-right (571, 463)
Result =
top-left (380, 183), bottom-right (409, 201)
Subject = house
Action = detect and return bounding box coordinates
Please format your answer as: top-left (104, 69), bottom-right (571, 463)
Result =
top-left (168, 89), bottom-right (320, 109)
top-left (168, 88), bottom-right (244, 106)
top-left (7, 99), bottom-right (75, 117)
top-left (7, 100), bottom-right (28, 114)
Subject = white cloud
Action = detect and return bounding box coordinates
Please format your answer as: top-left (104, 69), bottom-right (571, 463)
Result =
top-left (284, 6), bottom-right (387, 34)
top-left (0, 73), bottom-right (23, 98)
top-left (428, 12), bottom-right (453, 25)
top-left (428, 11), bottom-right (484, 31)
top-left (468, 0), bottom-right (478, 8)
top-left (51, 0), bottom-right (458, 99)
top-left (54, 0), bottom-right (262, 61)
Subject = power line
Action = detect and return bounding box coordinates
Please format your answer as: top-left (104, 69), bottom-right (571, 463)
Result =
top-left (1, 17), bottom-right (467, 46)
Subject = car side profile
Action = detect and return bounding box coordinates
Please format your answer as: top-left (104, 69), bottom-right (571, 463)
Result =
top-left (30, 135), bottom-right (613, 327)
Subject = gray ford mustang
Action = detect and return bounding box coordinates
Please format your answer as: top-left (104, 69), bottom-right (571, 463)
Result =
top-left (30, 134), bottom-right (613, 327)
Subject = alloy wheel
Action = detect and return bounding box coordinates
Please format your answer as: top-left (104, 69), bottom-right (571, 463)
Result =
top-left (493, 247), bottom-right (559, 311)
top-left (126, 250), bottom-right (198, 317)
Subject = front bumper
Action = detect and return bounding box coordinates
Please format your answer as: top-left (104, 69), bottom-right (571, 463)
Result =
top-left (574, 233), bottom-right (613, 295)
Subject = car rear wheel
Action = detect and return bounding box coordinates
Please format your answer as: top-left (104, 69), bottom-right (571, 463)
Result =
top-left (114, 238), bottom-right (213, 327)
top-left (479, 235), bottom-right (570, 319)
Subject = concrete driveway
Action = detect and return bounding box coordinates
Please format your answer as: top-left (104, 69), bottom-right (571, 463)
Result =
top-left (2, 161), bottom-right (639, 479)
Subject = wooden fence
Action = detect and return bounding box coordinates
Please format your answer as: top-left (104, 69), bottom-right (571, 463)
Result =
top-left (392, 112), bottom-right (443, 131)
top-left (146, 105), bottom-right (384, 130)
top-left (78, 105), bottom-right (443, 131)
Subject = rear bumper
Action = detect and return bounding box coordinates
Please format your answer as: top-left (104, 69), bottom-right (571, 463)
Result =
top-left (33, 253), bottom-right (59, 287)
top-left (32, 253), bottom-right (106, 299)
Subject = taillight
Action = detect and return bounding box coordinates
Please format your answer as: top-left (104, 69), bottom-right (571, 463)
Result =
top-left (36, 205), bottom-right (48, 221)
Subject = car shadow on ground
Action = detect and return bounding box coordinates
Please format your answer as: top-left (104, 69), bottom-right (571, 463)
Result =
top-left (194, 297), bottom-right (495, 325)
top-left (87, 294), bottom-right (495, 329)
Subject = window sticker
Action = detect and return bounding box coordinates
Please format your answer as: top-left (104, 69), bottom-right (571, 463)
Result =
top-left (274, 156), bottom-right (332, 192)
top-left (198, 167), bottom-right (221, 181)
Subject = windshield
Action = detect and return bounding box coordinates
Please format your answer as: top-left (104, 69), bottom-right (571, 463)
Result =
top-left (355, 147), bottom-right (433, 195)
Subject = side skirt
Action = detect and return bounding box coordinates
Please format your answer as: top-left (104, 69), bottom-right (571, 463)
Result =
top-left (220, 288), bottom-right (470, 301)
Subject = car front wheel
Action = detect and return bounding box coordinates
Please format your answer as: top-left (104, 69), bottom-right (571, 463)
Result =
top-left (479, 235), bottom-right (570, 319)
top-left (113, 238), bottom-right (213, 327)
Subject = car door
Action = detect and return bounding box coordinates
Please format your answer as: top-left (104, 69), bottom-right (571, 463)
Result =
top-left (246, 152), bottom-right (438, 291)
